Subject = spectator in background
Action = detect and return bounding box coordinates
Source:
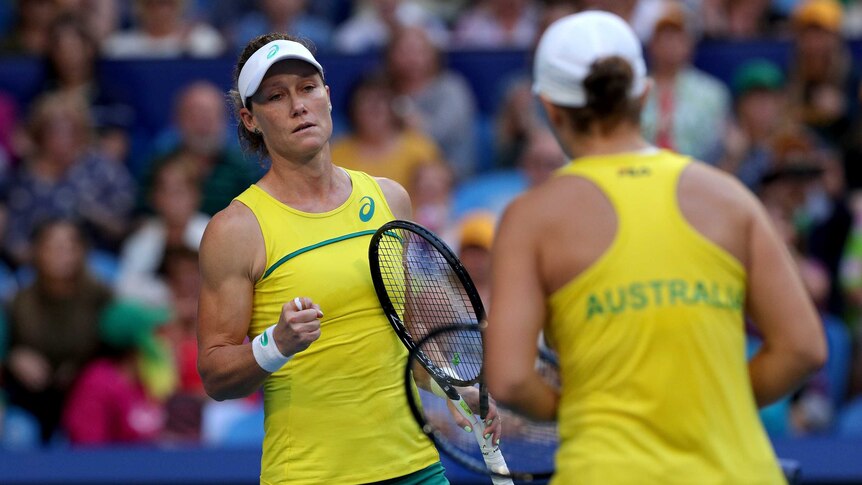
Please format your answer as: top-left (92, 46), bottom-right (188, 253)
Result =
top-left (103, 0), bottom-right (226, 58)
top-left (385, 26), bottom-right (478, 181)
top-left (116, 154), bottom-right (208, 307)
top-left (332, 0), bottom-right (448, 53)
top-left (700, 0), bottom-right (775, 39)
top-left (454, 128), bottom-right (567, 218)
top-left (754, 128), bottom-right (854, 321)
top-left (184, 0), bottom-right (256, 33)
top-left (160, 246), bottom-right (203, 397)
top-left (4, 92), bottom-right (135, 265)
top-left (413, 0), bottom-right (469, 25)
top-left (41, 14), bottom-right (135, 165)
top-left (2, 219), bottom-right (112, 443)
top-left (142, 81), bottom-right (259, 216)
top-left (62, 300), bottom-right (169, 446)
top-left (641, 0), bottom-right (731, 164)
top-left (0, 307), bottom-right (41, 450)
top-left (493, 0), bottom-right (577, 169)
top-left (159, 246), bottom-right (206, 443)
top-left (580, 0), bottom-right (638, 23)
top-left (75, 0), bottom-right (121, 46)
top-left (718, 59), bottom-right (791, 190)
top-left (231, 0), bottom-right (333, 53)
top-left (410, 163), bottom-right (455, 238)
top-left (0, 201), bottom-right (18, 304)
top-left (0, 92), bottom-right (17, 172)
top-left (839, 190), bottom-right (862, 329)
top-left (451, 0), bottom-right (540, 49)
top-left (330, 74), bottom-right (443, 189)
top-left (756, 127), bottom-right (825, 219)
top-left (456, 211), bottom-right (496, 307)
top-left (0, 0), bottom-right (61, 56)
top-left (787, 0), bottom-right (859, 146)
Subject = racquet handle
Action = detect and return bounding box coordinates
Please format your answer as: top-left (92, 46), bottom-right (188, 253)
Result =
top-left (450, 396), bottom-right (514, 485)
top-left (482, 450), bottom-right (514, 485)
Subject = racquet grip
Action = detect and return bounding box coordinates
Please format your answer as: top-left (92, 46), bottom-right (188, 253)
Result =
top-left (482, 450), bottom-right (514, 485)
top-left (450, 396), bottom-right (514, 484)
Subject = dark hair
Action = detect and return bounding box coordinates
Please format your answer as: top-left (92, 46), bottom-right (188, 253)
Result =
top-left (344, 73), bottom-right (401, 133)
top-left (384, 26), bottom-right (442, 72)
top-left (31, 217), bottom-right (89, 248)
top-left (158, 244), bottom-right (199, 277)
top-left (229, 33), bottom-right (319, 161)
top-left (559, 56), bottom-right (642, 135)
top-left (43, 14), bottom-right (98, 89)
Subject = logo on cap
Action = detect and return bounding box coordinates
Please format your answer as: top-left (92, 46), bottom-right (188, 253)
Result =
top-left (267, 44), bottom-right (279, 59)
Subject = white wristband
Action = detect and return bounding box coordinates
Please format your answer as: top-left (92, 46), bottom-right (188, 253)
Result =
top-left (252, 324), bottom-right (292, 373)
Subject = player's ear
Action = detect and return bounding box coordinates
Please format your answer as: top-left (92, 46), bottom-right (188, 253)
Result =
top-left (538, 96), bottom-right (564, 131)
top-left (239, 108), bottom-right (257, 134)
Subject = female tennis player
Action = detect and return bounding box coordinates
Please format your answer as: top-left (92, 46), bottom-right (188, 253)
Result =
top-left (196, 33), bottom-right (499, 484)
top-left (484, 11), bottom-right (827, 484)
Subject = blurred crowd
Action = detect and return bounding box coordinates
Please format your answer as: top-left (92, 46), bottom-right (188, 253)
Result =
top-left (0, 0), bottom-right (861, 450)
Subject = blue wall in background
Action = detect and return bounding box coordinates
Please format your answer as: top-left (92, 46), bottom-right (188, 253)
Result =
top-left (3, 40), bottom-right (861, 138)
top-left (1, 438), bottom-right (862, 484)
top-left (0, 39), bottom-right (859, 174)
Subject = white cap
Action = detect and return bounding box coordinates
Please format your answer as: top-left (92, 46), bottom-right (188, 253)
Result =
top-left (532, 11), bottom-right (647, 108)
top-left (237, 39), bottom-right (324, 108)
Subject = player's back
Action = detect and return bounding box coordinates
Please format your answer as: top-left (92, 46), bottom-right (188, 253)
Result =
top-left (525, 149), bottom-right (785, 484)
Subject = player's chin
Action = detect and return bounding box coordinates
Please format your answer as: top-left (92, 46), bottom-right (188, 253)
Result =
top-left (289, 136), bottom-right (328, 155)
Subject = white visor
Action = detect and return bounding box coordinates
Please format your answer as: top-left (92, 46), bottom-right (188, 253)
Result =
top-left (237, 40), bottom-right (324, 108)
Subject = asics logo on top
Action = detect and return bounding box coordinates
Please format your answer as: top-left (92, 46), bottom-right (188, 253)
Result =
top-left (359, 196), bottom-right (375, 222)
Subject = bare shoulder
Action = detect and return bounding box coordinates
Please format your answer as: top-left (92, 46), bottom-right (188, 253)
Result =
top-left (200, 200), bottom-right (266, 282)
top-left (679, 161), bottom-right (759, 211)
top-left (678, 161), bottom-right (761, 266)
top-left (503, 173), bottom-right (609, 228)
top-left (374, 176), bottom-right (412, 220)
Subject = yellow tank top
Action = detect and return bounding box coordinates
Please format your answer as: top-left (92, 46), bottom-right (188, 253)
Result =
top-left (235, 169), bottom-right (439, 485)
top-left (547, 150), bottom-right (785, 484)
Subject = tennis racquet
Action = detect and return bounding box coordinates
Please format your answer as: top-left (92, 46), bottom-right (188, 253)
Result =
top-left (368, 220), bottom-right (513, 485)
top-left (405, 324), bottom-right (560, 483)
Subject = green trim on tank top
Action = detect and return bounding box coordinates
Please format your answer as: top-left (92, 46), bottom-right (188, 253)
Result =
top-left (262, 229), bottom-right (377, 280)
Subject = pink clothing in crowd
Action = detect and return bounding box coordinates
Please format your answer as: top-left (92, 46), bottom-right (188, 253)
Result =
top-left (63, 359), bottom-right (164, 445)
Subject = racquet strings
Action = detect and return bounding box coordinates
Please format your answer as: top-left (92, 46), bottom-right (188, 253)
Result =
top-left (408, 325), bottom-right (560, 481)
top-left (376, 228), bottom-right (483, 383)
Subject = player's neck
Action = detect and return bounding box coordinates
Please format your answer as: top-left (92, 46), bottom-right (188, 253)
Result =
top-left (568, 125), bottom-right (651, 159)
top-left (259, 156), bottom-right (351, 213)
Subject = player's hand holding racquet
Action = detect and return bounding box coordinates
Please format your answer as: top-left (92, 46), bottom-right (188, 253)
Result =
top-left (450, 384), bottom-right (502, 444)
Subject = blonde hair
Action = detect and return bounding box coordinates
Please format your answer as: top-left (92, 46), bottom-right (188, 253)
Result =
top-left (27, 92), bottom-right (94, 147)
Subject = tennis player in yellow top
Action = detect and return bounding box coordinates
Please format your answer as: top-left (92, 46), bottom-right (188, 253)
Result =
top-left (484, 11), bottom-right (827, 484)
top-left (196, 33), bottom-right (499, 484)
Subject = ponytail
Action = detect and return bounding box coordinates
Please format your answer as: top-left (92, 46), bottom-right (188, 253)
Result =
top-left (559, 56), bottom-right (641, 135)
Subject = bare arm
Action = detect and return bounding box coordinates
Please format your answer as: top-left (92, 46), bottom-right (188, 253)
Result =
top-left (197, 202), bottom-right (322, 401)
top-left (485, 196), bottom-right (559, 421)
top-left (745, 196), bottom-right (828, 407)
